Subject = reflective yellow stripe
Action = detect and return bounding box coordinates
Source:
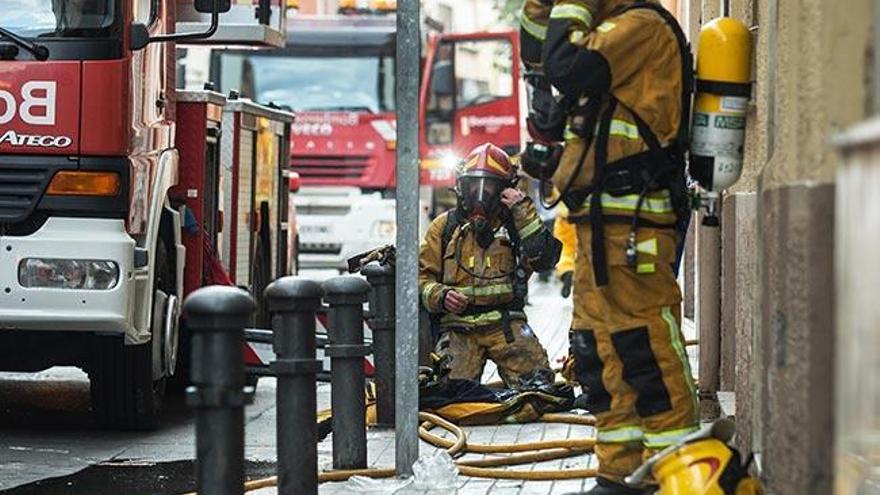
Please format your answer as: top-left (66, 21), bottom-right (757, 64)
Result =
top-left (584, 191), bottom-right (675, 214)
top-left (564, 126), bottom-right (581, 142)
top-left (662, 306), bottom-right (699, 414)
top-left (596, 21), bottom-right (617, 33)
top-left (637, 238), bottom-right (658, 256)
top-left (593, 119), bottom-right (639, 140)
top-left (520, 10), bottom-right (548, 41)
top-left (549, 3), bottom-right (594, 28)
top-left (643, 425), bottom-right (700, 448)
top-left (421, 282), bottom-right (442, 307)
top-left (609, 120), bottom-right (640, 140)
top-left (597, 426), bottom-right (644, 443)
top-left (637, 263), bottom-right (656, 274)
top-left (519, 217), bottom-right (543, 239)
top-left (441, 310), bottom-right (504, 326)
top-left (452, 284), bottom-right (514, 297)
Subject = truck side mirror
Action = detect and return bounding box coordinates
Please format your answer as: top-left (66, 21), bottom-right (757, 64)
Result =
top-left (430, 60), bottom-right (454, 97)
top-left (131, 0), bottom-right (230, 51)
top-left (194, 0), bottom-right (232, 13)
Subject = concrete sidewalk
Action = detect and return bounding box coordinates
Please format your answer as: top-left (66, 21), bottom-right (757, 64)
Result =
top-left (247, 279), bottom-right (698, 495)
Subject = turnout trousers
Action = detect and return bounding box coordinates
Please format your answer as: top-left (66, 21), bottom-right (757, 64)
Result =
top-left (570, 222), bottom-right (698, 483)
top-left (436, 320), bottom-right (551, 388)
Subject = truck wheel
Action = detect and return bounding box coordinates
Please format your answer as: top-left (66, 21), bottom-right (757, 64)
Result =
top-left (89, 241), bottom-right (172, 430)
top-left (90, 337), bottom-right (165, 430)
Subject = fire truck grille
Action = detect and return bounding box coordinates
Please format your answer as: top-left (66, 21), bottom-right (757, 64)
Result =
top-left (291, 155), bottom-right (371, 180)
top-left (300, 242), bottom-right (343, 255)
top-left (0, 167), bottom-right (51, 224)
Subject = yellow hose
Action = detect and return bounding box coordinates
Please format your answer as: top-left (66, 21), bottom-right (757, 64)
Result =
top-left (457, 447), bottom-right (589, 467)
top-left (223, 411), bottom-right (597, 493)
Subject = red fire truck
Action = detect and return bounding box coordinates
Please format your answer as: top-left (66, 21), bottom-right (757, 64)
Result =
top-left (0, 0), bottom-right (292, 429)
top-left (196, 10), bottom-right (522, 271)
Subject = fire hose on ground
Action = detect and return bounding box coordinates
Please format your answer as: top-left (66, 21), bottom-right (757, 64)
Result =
top-left (180, 275), bottom-right (699, 494)
top-left (239, 411), bottom-right (598, 492)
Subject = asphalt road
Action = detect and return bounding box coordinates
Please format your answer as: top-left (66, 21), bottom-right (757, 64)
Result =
top-left (0, 274), bottom-right (575, 495)
top-left (0, 368), bottom-right (330, 494)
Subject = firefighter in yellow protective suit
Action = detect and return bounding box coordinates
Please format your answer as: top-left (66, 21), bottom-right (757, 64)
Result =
top-left (554, 202), bottom-right (577, 297)
top-left (419, 143), bottom-right (562, 389)
top-left (518, 1), bottom-right (698, 493)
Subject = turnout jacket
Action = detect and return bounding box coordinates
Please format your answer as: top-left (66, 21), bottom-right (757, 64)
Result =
top-left (520, 0), bottom-right (685, 226)
top-left (419, 197), bottom-right (561, 330)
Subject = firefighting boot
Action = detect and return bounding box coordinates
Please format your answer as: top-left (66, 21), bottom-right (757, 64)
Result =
top-left (563, 477), bottom-right (646, 495)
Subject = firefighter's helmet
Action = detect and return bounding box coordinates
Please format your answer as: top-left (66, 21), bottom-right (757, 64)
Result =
top-left (456, 144), bottom-right (516, 225)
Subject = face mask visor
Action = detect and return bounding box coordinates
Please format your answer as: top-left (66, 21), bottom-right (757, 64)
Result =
top-left (460, 176), bottom-right (504, 222)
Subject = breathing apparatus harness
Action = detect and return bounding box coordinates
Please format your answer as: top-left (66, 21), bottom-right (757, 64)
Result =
top-left (537, 1), bottom-right (694, 286)
top-left (435, 204), bottom-right (529, 344)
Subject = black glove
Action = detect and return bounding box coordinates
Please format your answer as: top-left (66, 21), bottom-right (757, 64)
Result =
top-left (560, 271), bottom-right (573, 298)
top-left (524, 71), bottom-right (569, 143)
top-left (527, 86), bottom-right (569, 143)
top-left (521, 141), bottom-right (564, 181)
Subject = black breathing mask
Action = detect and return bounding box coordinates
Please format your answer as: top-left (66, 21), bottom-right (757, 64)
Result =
top-left (458, 175), bottom-right (507, 248)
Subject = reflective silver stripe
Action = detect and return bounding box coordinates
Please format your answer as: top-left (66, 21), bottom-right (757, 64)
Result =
top-left (519, 217), bottom-right (543, 239)
top-left (453, 284), bottom-right (514, 297)
top-left (596, 426), bottom-right (644, 443)
top-left (520, 10), bottom-right (548, 41)
top-left (643, 425), bottom-right (700, 448)
top-left (584, 191), bottom-right (675, 214)
top-left (549, 3), bottom-right (595, 28)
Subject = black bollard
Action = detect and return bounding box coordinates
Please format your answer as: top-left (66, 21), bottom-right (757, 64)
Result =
top-left (265, 277), bottom-right (324, 495)
top-left (323, 276), bottom-right (372, 470)
top-left (362, 263), bottom-right (396, 427)
top-left (183, 285), bottom-right (255, 495)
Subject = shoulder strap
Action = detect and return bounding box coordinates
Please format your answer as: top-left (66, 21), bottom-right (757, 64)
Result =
top-left (440, 209), bottom-right (459, 263)
top-left (619, 1), bottom-right (695, 153)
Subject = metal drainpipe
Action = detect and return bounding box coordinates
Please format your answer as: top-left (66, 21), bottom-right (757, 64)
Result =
top-left (697, 213), bottom-right (722, 419)
top-left (395, 0), bottom-right (421, 477)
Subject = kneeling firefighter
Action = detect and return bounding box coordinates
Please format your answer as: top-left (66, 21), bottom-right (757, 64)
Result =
top-left (418, 143), bottom-right (562, 389)
top-left (518, 0), bottom-right (699, 493)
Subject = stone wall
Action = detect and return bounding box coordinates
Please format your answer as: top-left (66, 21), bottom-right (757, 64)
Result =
top-left (677, 0), bottom-right (872, 491)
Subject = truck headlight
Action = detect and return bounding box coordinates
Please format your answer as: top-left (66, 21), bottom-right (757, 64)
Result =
top-left (18, 258), bottom-right (120, 290)
top-left (373, 220), bottom-right (396, 239)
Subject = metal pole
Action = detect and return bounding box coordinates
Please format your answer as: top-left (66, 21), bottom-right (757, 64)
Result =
top-left (363, 263), bottom-right (396, 427)
top-left (696, 213), bottom-right (722, 419)
top-left (183, 285), bottom-right (255, 495)
top-left (323, 276), bottom-right (372, 470)
top-left (395, 0), bottom-right (421, 476)
top-left (265, 277), bottom-right (324, 495)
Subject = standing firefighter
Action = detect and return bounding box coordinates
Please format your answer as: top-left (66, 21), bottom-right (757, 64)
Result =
top-left (419, 143), bottom-right (561, 388)
top-left (519, 0), bottom-right (698, 493)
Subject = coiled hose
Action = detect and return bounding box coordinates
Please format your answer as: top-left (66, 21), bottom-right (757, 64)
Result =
top-left (237, 411), bottom-right (598, 492)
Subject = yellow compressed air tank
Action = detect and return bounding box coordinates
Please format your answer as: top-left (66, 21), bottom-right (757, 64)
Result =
top-left (689, 17), bottom-right (752, 195)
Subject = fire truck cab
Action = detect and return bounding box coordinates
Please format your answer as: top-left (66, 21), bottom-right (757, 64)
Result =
top-left (0, 0), bottom-right (290, 429)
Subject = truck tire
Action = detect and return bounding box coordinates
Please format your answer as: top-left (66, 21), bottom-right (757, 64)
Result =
top-left (90, 337), bottom-right (165, 430)
top-left (89, 241), bottom-right (171, 430)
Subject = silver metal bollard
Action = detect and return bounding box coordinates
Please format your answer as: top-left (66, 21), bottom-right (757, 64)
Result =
top-left (323, 276), bottom-right (372, 470)
top-left (362, 262), bottom-right (396, 427)
top-left (266, 277), bottom-right (324, 495)
top-left (183, 285), bottom-right (255, 495)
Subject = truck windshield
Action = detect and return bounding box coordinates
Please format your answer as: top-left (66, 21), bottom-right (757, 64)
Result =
top-left (1, 0), bottom-right (116, 38)
top-left (216, 52), bottom-right (396, 113)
